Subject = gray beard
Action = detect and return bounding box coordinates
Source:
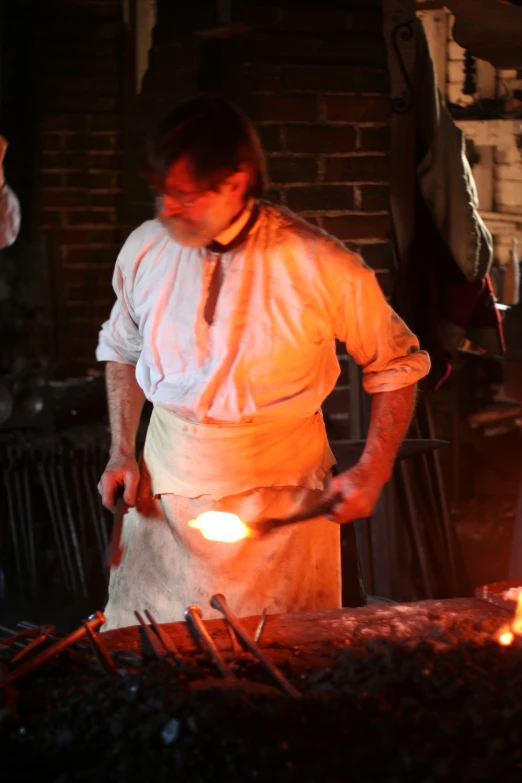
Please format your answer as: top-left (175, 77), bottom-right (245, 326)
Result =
top-left (161, 217), bottom-right (211, 249)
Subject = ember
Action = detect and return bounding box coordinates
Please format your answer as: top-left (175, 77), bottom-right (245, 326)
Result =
top-left (188, 511), bottom-right (251, 542)
top-left (496, 592), bottom-right (522, 646)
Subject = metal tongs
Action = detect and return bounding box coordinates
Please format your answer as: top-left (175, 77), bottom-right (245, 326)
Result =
top-left (250, 438), bottom-right (449, 536)
top-left (250, 493), bottom-right (341, 536)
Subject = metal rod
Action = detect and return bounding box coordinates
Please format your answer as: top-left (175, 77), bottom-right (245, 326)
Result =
top-left (422, 398), bottom-right (461, 594)
top-left (48, 458), bottom-right (79, 595)
top-left (13, 464), bottom-right (32, 590)
top-left (11, 626), bottom-right (55, 664)
top-left (184, 605), bottom-right (236, 680)
top-left (0, 626), bottom-right (39, 647)
top-left (22, 460), bottom-right (37, 593)
top-left (134, 610), bottom-right (173, 662)
top-left (83, 621), bottom-right (119, 675)
top-left (69, 453), bottom-right (88, 557)
top-left (0, 612), bottom-right (105, 689)
top-left (226, 623), bottom-right (242, 657)
top-left (37, 462), bottom-right (71, 593)
top-left (80, 448), bottom-right (106, 568)
top-left (57, 453), bottom-right (88, 597)
top-left (3, 470), bottom-right (25, 594)
top-left (88, 457), bottom-right (109, 550)
top-left (254, 609), bottom-right (267, 644)
top-left (143, 609), bottom-right (183, 664)
top-left (253, 493), bottom-right (341, 536)
top-left (210, 594), bottom-right (301, 697)
top-left (399, 461), bottom-right (433, 599)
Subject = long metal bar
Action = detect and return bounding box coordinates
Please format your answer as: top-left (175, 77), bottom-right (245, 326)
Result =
top-left (399, 461), bottom-right (433, 598)
top-left (143, 609), bottom-right (183, 664)
top-left (80, 448), bottom-right (106, 568)
top-left (22, 460), bottom-right (37, 592)
top-left (13, 465), bottom-right (32, 590)
top-left (57, 454), bottom-right (88, 597)
top-left (184, 605), bottom-right (236, 680)
top-left (83, 621), bottom-right (119, 675)
top-left (253, 493), bottom-right (341, 535)
top-left (210, 594), bottom-right (301, 698)
top-left (37, 462), bottom-right (71, 592)
top-left (134, 610), bottom-right (176, 664)
top-left (0, 612), bottom-right (105, 689)
top-left (11, 626), bottom-right (55, 664)
top-left (0, 626), bottom-right (39, 647)
top-left (3, 470), bottom-right (24, 594)
top-left (422, 398), bottom-right (462, 594)
top-left (88, 457), bottom-right (109, 550)
top-left (48, 458), bottom-right (79, 595)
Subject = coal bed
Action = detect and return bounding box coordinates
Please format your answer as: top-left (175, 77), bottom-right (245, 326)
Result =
top-left (2, 597), bottom-right (522, 782)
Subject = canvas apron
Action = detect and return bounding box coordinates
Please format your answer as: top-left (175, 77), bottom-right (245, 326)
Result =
top-left (102, 407), bottom-right (341, 631)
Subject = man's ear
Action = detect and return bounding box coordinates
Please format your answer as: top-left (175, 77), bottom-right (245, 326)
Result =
top-left (224, 168), bottom-right (250, 198)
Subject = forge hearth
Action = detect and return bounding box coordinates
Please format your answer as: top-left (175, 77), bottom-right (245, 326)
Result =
top-left (2, 598), bottom-right (522, 782)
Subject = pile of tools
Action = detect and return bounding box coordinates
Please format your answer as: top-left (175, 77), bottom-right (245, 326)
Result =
top-left (2, 596), bottom-right (522, 782)
top-left (0, 594), bottom-right (299, 705)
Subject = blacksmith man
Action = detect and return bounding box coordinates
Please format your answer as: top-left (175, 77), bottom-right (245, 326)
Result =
top-left (96, 97), bottom-right (430, 629)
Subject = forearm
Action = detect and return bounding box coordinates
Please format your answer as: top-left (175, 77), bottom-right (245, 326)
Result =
top-left (359, 384), bottom-right (417, 481)
top-left (105, 361), bottom-right (146, 457)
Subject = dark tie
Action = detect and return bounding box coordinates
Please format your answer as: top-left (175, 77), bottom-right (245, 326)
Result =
top-left (203, 254), bottom-right (223, 325)
top-left (203, 203), bottom-right (260, 326)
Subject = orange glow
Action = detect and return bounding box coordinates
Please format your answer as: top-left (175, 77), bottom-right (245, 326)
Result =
top-left (497, 592), bottom-right (522, 646)
top-left (188, 511), bottom-right (251, 543)
top-left (499, 631), bottom-right (514, 646)
top-left (512, 592), bottom-right (522, 635)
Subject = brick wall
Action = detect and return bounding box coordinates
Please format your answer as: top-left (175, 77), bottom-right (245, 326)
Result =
top-left (123, 0), bottom-right (393, 443)
top-left (30, 0), bottom-right (394, 445)
top-left (36, 0), bottom-right (127, 376)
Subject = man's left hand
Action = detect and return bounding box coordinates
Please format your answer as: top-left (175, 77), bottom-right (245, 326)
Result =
top-left (322, 461), bottom-right (389, 524)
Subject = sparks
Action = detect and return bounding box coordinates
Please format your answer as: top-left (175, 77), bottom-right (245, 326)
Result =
top-left (188, 511), bottom-right (251, 543)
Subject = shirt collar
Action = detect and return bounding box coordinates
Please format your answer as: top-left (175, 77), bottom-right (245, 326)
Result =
top-left (212, 198), bottom-right (254, 246)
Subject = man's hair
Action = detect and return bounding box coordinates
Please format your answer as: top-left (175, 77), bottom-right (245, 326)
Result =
top-left (145, 96), bottom-right (267, 199)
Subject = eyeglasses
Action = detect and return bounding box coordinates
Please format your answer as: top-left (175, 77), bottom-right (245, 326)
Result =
top-left (154, 180), bottom-right (227, 209)
top-left (158, 187), bottom-right (213, 208)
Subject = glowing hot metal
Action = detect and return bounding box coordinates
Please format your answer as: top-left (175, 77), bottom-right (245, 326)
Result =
top-left (188, 511), bottom-right (252, 543)
top-left (497, 591), bottom-right (522, 646)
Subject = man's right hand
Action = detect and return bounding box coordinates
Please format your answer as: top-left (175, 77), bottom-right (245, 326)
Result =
top-left (98, 452), bottom-right (140, 511)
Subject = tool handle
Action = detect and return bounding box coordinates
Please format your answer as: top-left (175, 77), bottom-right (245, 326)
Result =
top-left (184, 605), bottom-right (236, 680)
top-left (106, 487), bottom-right (127, 569)
top-left (252, 492), bottom-right (343, 535)
top-left (210, 594), bottom-right (301, 698)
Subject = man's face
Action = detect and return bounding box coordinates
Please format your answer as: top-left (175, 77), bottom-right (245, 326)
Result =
top-left (156, 157), bottom-right (247, 248)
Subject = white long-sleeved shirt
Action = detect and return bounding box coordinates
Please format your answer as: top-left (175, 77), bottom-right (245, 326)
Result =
top-left (96, 202), bottom-right (430, 423)
top-left (0, 184), bottom-right (21, 249)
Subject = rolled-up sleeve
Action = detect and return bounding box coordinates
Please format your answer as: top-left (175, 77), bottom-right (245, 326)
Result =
top-left (329, 245), bottom-right (430, 393)
top-left (96, 246), bottom-right (143, 366)
top-left (0, 184), bottom-right (21, 248)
